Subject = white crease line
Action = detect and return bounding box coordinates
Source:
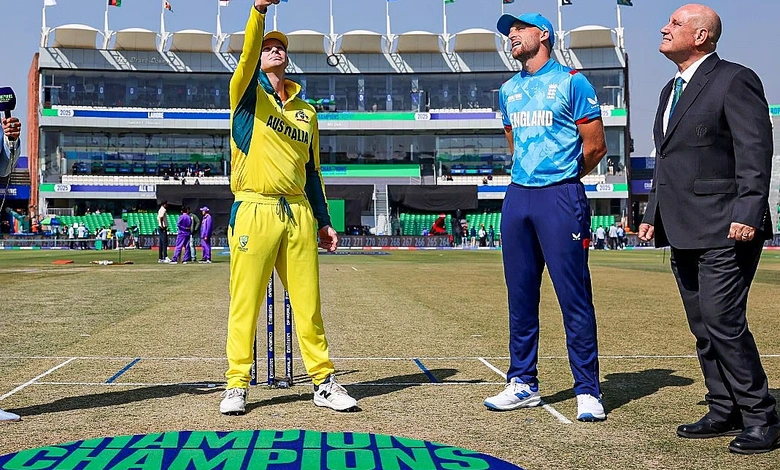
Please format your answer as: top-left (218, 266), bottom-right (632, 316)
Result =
top-left (33, 381), bottom-right (505, 387)
top-left (2, 354), bottom-right (780, 361)
top-left (0, 358), bottom-right (77, 401)
top-left (478, 357), bottom-right (574, 425)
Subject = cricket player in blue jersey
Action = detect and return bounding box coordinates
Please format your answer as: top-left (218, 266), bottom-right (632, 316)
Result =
top-left (484, 12), bottom-right (608, 422)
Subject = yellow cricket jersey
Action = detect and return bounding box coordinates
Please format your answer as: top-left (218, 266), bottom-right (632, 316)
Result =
top-left (229, 7), bottom-right (331, 228)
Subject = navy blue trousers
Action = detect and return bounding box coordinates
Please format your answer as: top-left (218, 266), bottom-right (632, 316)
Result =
top-left (501, 181), bottom-right (601, 397)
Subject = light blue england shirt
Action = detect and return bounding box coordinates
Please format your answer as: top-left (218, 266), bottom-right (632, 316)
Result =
top-left (499, 59), bottom-right (601, 187)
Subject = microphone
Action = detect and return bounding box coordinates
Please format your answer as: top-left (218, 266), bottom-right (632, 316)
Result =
top-left (0, 87), bottom-right (17, 120)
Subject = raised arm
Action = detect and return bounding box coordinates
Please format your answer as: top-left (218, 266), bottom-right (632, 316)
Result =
top-left (230, 0), bottom-right (279, 110)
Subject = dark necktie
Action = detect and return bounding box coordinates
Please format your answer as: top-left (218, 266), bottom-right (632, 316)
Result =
top-left (669, 77), bottom-right (685, 117)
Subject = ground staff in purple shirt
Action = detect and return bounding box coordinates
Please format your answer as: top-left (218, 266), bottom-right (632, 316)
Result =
top-left (199, 206), bottom-right (213, 263)
top-left (171, 206), bottom-right (192, 264)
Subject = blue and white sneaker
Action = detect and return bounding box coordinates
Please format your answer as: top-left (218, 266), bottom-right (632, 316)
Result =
top-left (484, 377), bottom-right (541, 411)
top-left (576, 394), bottom-right (606, 422)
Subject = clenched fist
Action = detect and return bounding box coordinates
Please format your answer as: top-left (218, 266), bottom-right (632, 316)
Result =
top-left (1, 117), bottom-right (20, 141)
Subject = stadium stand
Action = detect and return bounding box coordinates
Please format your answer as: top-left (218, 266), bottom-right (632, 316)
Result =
top-left (58, 213), bottom-right (114, 233)
top-left (123, 213), bottom-right (180, 235)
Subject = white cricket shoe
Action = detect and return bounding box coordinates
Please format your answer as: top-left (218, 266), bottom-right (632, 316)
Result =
top-left (158, 258), bottom-right (171, 264)
top-left (576, 394), bottom-right (606, 422)
top-left (313, 376), bottom-right (359, 412)
top-left (0, 408), bottom-right (21, 422)
top-left (484, 377), bottom-right (541, 411)
top-left (220, 388), bottom-right (247, 415)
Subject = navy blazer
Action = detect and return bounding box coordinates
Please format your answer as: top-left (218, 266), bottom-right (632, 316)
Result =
top-left (643, 53), bottom-right (773, 249)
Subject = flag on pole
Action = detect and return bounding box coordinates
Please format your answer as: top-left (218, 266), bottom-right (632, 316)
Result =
top-left (219, 0), bottom-right (229, 6)
top-left (561, 0), bottom-right (573, 5)
top-left (445, 0), bottom-right (455, 4)
top-left (617, 0), bottom-right (632, 5)
top-left (503, 0), bottom-right (514, 4)
top-left (44, 0), bottom-right (57, 6)
top-left (108, 0), bottom-right (121, 6)
top-left (165, 1), bottom-right (173, 12)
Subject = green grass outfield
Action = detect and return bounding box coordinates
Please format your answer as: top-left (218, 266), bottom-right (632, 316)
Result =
top-left (0, 249), bottom-right (779, 469)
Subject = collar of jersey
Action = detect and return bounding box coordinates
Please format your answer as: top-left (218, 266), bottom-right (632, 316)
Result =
top-left (520, 58), bottom-right (556, 78)
top-left (258, 71), bottom-right (303, 107)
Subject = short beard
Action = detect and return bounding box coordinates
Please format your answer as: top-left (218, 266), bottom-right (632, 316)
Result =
top-left (512, 41), bottom-right (540, 63)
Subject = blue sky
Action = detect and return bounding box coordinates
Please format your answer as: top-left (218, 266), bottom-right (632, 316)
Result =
top-left (1, 0), bottom-right (778, 155)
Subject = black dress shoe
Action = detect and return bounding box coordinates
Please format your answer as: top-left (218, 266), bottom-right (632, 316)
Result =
top-left (728, 425), bottom-right (780, 454)
top-left (677, 416), bottom-right (743, 439)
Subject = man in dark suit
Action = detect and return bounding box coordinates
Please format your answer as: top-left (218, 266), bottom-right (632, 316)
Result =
top-left (638, 4), bottom-right (778, 454)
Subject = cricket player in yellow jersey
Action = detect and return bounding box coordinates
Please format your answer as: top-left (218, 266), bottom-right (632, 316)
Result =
top-left (220, 0), bottom-right (358, 415)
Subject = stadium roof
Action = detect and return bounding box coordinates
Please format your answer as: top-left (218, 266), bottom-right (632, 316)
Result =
top-left (452, 28), bottom-right (499, 53)
top-left (287, 30), bottom-right (328, 54)
top-left (170, 29), bottom-right (214, 53)
top-left (568, 25), bottom-right (616, 49)
top-left (51, 24), bottom-right (101, 49)
top-left (114, 28), bottom-right (159, 51)
top-left (226, 31), bottom-right (245, 53)
top-left (226, 30), bottom-right (328, 54)
top-left (396, 31), bottom-right (441, 54)
top-left (337, 30), bottom-right (384, 54)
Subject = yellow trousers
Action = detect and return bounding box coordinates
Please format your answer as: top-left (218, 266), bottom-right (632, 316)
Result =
top-left (225, 192), bottom-right (334, 389)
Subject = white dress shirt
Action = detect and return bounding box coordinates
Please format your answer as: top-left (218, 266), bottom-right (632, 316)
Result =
top-left (663, 52), bottom-right (715, 134)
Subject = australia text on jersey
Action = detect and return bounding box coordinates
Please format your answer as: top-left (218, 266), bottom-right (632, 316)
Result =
top-left (266, 115), bottom-right (310, 145)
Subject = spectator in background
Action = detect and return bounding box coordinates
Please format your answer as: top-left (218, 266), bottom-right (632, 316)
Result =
top-left (106, 227), bottom-right (114, 250)
top-left (158, 200), bottom-right (170, 263)
top-left (595, 225), bottom-right (606, 250)
top-left (488, 225), bottom-right (496, 247)
top-left (199, 206), bottom-right (213, 263)
top-left (469, 225), bottom-right (477, 247)
top-left (431, 213), bottom-right (448, 236)
top-left (77, 222), bottom-right (88, 250)
top-left (68, 223), bottom-right (76, 249)
top-left (608, 223), bottom-right (619, 250)
top-left (616, 224), bottom-right (625, 249)
top-left (171, 206), bottom-right (192, 264)
top-left (478, 224), bottom-right (487, 247)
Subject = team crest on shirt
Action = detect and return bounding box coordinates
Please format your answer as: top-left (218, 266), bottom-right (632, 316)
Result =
top-left (295, 110), bottom-right (310, 123)
top-left (238, 235), bottom-right (249, 252)
top-left (546, 84), bottom-right (558, 99)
